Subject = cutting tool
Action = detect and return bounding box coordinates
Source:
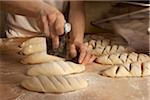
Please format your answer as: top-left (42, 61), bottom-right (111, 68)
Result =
top-left (46, 20), bottom-right (71, 58)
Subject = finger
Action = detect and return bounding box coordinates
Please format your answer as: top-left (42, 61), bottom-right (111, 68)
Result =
top-left (82, 51), bottom-right (91, 65)
top-left (69, 44), bottom-right (77, 58)
top-left (78, 46), bottom-right (87, 64)
top-left (55, 13), bottom-right (65, 35)
top-left (88, 55), bottom-right (96, 64)
top-left (48, 14), bottom-right (56, 34)
top-left (47, 15), bottom-right (59, 48)
top-left (42, 16), bottom-right (50, 37)
top-left (51, 34), bottom-right (59, 48)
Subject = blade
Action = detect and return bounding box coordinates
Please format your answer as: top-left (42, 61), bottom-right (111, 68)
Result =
top-left (46, 21), bottom-right (71, 58)
top-left (46, 34), bottom-right (68, 58)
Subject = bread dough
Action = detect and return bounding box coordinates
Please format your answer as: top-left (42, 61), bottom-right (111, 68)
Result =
top-left (96, 52), bottom-right (150, 65)
top-left (101, 61), bottom-right (150, 77)
top-left (87, 39), bottom-right (112, 49)
top-left (21, 52), bottom-right (64, 64)
top-left (92, 45), bottom-right (127, 56)
top-left (85, 39), bottom-right (128, 56)
top-left (27, 61), bottom-right (85, 76)
top-left (21, 75), bottom-right (88, 93)
top-left (19, 42), bottom-right (46, 55)
top-left (19, 37), bottom-right (45, 48)
top-left (142, 61), bottom-right (150, 76)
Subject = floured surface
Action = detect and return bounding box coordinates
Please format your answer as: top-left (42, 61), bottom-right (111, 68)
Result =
top-left (0, 37), bottom-right (150, 100)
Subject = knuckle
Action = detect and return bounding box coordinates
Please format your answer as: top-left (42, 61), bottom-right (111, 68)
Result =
top-left (55, 25), bottom-right (62, 31)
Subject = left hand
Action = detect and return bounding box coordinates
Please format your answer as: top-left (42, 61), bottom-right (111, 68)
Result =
top-left (68, 40), bottom-right (96, 65)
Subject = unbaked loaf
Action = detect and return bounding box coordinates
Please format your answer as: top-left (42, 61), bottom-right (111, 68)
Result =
top-left (101, 61), bottom-right (150, 77)
top-left (19, 37), bottom-right (45, 48)
top-left (27, 61), bottom-right (85, 76)
top-left (21, 52), bottom-right (64, 64)
top-left (96, 52), bottom-right (150, 65)
top-left (92, 45), bottom-right (127, 56)
top-left (19, 43), bottom-right (46, 55)
top-left (21, 75), bottom-right (88, 93)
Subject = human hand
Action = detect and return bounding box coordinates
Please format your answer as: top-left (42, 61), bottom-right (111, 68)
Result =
top-left (37, 4), bottom-right (65, 48)
top-left (68, 41), bottom-right (96, 65)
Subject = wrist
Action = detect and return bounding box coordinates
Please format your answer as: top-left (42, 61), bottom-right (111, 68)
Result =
top-left (70, 33), bottom-right (84, 44)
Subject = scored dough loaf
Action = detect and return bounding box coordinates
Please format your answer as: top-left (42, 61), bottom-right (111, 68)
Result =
top-left (21, 75), bottom-right (88, 93)
top-left (96, 52), bottom-right (150, 65)
top-left (19, 37), bottom-right (45, 48)
top-left (27, 61), bottom-right (85, 76)
top-left (101, 61), bottom-right (150, 77)
top-left (92, 45), bottom-right (127, 56)
top-left (21, 52), bottom-right (64, 64)
top-left (19, 42), bottom-right (46, 55)
top-left (87, 39), bottom-right (113, 49)
top-left (85, 39), bottom-right (129, 56)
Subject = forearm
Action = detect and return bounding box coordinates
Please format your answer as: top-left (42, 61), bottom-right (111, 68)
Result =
top-left (69, 1), bottom-right (85, 43)
top-left (1, 0), bottom-right (48, 17)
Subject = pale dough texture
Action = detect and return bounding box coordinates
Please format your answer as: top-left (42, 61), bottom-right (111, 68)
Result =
top-left (19, 37), bottom-right (45, 48)
top-left (19, 43), bottom-right (46, 55)
top-left (85, 39), bottom-right (113, 49)
top-left (21, 75), bottom-right (88, 93)
top-left (21, 52), bottom-right (64, 64)
top-left (84, 39), bottom-right (128, 56)
top-left (101, 61), bottom-right (150, 77)
top-left (92, 45), bottom-right (127, 56)
top-left (96, 52), bottom-right (150, 65)
top-left (27, 61), bottom-right (85, 76)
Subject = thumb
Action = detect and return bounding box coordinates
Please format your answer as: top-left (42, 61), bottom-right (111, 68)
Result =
top-left (69, 44), bottom-right (77, 58)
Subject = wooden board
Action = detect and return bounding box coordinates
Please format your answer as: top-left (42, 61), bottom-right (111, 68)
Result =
top-left (0, 38), bottom-right (150, 100)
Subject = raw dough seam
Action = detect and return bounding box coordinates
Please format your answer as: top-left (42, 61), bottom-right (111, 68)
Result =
top-left (48, 76), bottom-right (58, 90)
top-left (141, 63), bottom-right (144, 75)
top-left (38, 77), bottom-right (47, 92)
top-left (109, 45), bottom-right (113, 53)
top-left (55, 76), bottom-right (65, 87)
top-left (118, 54), bottom-right (125, 63)
top-left (137, 54), bottom-right (140, 62)
top-left (64, 76), bottom-right (72, 86)
top-left (56, 62), bottom-right (66, 73)
top-left (52, 76), bottom-right (65, 90)
top-left (36, 77), bottom-right (45, 91)
top-left (101, 46), bottom-right (107, 54)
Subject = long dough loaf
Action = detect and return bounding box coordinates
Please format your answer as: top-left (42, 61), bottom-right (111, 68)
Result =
top-left (21, 52), bottom-right (64, 64)
top-left (19, 37), bottom-right (45, 48)
top-left (19, 43), bottom-right (46, 55)
top-left (101, 61), bottom-right (150, 77)
top-left (27, 61), bottom-right (85, 76)
top-left (85, 39), bottom-right (128, 56)
top-left (85, 39), bottom-right (113, 49)
top-left (92, 45), bottom-right (127, 56)
top-left (21, 75), bottom-right (88, 93)
top-left (96, 52), bottom-right (150, 65)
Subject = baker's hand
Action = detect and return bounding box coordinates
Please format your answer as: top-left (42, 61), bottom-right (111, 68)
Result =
top-left (69, 41), bottom-right (96, 65)
top-left (37, 4), bottom-right (65, 48)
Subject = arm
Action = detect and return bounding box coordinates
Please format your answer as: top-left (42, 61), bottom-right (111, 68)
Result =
top-left (69, 1), bottom-right (85, 43)
top-left (1, 0), bottom-right (65, 48)
top-left (1, 0), bottom-right (45, 17)
top-left (68, 1), bottom-right (95, 64)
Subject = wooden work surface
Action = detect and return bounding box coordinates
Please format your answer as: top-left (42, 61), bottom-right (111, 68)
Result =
top-left (0, 37), bottom-right (150, 100)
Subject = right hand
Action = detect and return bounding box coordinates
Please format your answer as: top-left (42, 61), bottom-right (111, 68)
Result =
top-left (37, 4), bottom-right (65, 48)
